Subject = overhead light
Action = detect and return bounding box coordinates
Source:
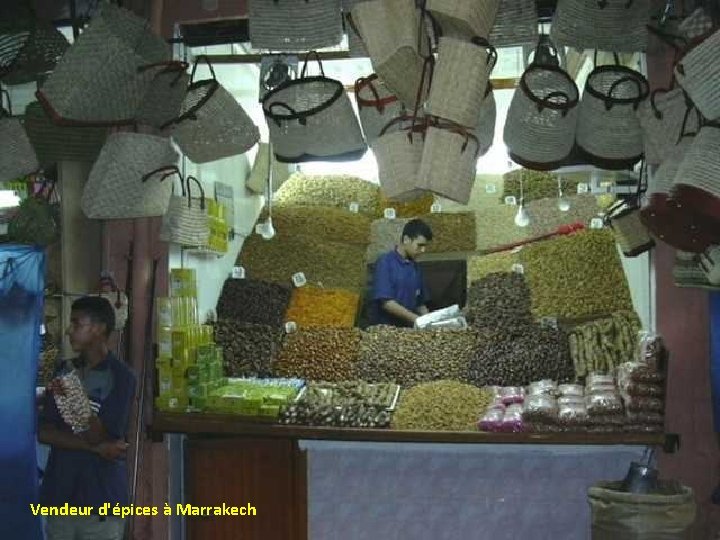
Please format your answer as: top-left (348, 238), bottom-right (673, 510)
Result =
top-left (514, 203), bottom-right (530, 227)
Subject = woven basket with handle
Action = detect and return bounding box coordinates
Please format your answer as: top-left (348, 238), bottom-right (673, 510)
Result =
top-left (371, 115), bottom-right (426, 201)
top-left (489, 0), bottom-right (538, 46)
top-left (1, 22), bottom-right (69, 85)
top-left (672, 124), bottom-right (720, 221)
top-left (674, 29), bottom-right (720, 121)
top-left (0, 90), bottom-right (38, 183)
top-left (355, 73), bottom-right (405, 143)
top-left (637, 87), bottom-right (693, 165)
top-left (160, 174), bottom-right (210, 247)
top-left (136, 61), bottom-right (190, 129)
top-left (475, 85), bottom-right (496, 157)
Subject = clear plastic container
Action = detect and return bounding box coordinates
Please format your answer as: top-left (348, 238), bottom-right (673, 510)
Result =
top-left (625, 396), bottom-right (664, 413)
top-left (626, 411), bottom-right (664, 425)
top-left (586, 391), bottom-right (623, 415)
top-left (501, 404), bottom-right (525, 432)
top-left (527, 379), bottom-right (558, 396)
top-left (478, 408), bottom-right (504, 432)
top-left (557, 402), bottom-right (588, 426)
top-left (637, 331), bottom-right (665, 366)
top-left (586, 373), bottom-right (615, 386)
top-left (558, 384), bottom-right (584, 397)
top-left (522, 394), bottom-right (558, 423)
top-left (558, 395), bottom-right (585, 407)
top-left (500, 386), bottom-right (525, 405)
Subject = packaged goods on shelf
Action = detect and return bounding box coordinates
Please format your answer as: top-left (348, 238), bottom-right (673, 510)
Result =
top-left (169, 268), bottom-right (197, 298)
top-left (522, 393), bottom-right (559, 423)
top-left (273, 328), bottom-right (361, 382)
top-left (617, 361), bottom-right (666, 430)
top-left (357, 326), bottom-right (476, 387)
top-left (636, 331), bottom-right (666, 371)
top-left (216, 278), bottom-right (291, 328)
top-left (213, 320), bottom-right (283, 377)
top-left (466, 272), bottom-right (533, 329)
top-left (238, 233), bottom-right (367, 291)
top-left (392, 380), bottom-right (494, 431)
top-left (204, 378), bottom-right (302, 417)
top-left (156, 296), bottom-right (200, 329)
top-left (258, 206), bottom-right (372, 246)
top-left (285, 286), bottom-right (360, 328)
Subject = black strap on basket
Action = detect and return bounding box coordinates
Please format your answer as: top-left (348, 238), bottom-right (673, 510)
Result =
top-left (141, 165), bottom-right (182, 184)
top-left (300, 50), bottom-right (326, 78)
top-left (520, 64), bottom-right (578, 116)
top-left (160, 56), bottom-right (217, 129)
top-left (470, 36), bottom-right (498, 73)
top-left (185, 175), bottom-right (206, 210)
top-left (137, 60), bottom-right (189, 87)
top-left (606, 74), bottom-right (648, 110)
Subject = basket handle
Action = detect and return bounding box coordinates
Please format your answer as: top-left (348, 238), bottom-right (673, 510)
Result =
top-left (185, 175), bottom-right (206, 210)
top-left (537, 90), bottom-right (573, 116)
top-left (378, 114), bottom-right (425, 138)
top-left (470, 36), bottom-right (498, 72)
top-left (593, 50), bottom-right (621, 67)
top-left (141, 165), bottom-right (182, 184)
top-left (138, 60), bottom-right (189, 87)
top-left (606, 75), bottom-right (645, 110)
top-left (300, 51), bottom-right (325, 78)
top-left (189, 55), bottom-right (216, 84)
top-left (676, 99), bottom-right (702, 143)
top-left (408, 55), bottom-right (435, 142)
top-left (267, 102), bottom-right (307, 126)
top-left (355, 74), bottom-right (400, 113)
top-left (597, 0), bottom-right (634, 8)
top-left (433, 120), bottom-right (481, 157)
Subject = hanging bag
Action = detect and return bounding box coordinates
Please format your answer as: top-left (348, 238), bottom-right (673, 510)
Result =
top-left (672, 123), bottom-right (720, 222)
top-left (576, 56), bottom-right (649, 169)
top-left (426, 36), bottom-right (497, 128)
top-left (81, 132), bottom-right (179, 219)
top-left (0, 89), bottom-right (39, 183)
top-left (160, 174), bottom-right (210, 247)
top-left (342, 0), bottom-right (369, 57)
top-left (355, 73), bottom-right (405, 143)
top-left (135, 61), bottom-right (190, 129)
top-left (637, 87), bottom-right (693, 166)
top-left (262, 51), bottom-right (367, 163)
top-left (504, 39), bottom-right (579, 170)
top-left (489, 0), bottom-right (539, 46)
top-left (550, 0), bottom-right (651, 52)
top-left (249, 0), bottom-right (343, 51)
top-left (1, 20), bottom-right (69, 85)
top-left (36, 2), bottom-right (170, 126)
top-left (426, 0), bottom-right (499, 39)
top-left (674, 28), bottom-right (720, 121)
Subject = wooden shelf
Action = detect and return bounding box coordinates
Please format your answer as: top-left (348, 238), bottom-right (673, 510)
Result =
top-left (152, 412), bottom-right (664, 446)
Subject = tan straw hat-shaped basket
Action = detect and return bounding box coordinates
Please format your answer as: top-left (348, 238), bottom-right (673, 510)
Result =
top-left (426, 0), bottom-right (500, 39)
top-left (637, 87), bottom-right (693, 165)
top-left (0, 90), bottom-right (39, 183)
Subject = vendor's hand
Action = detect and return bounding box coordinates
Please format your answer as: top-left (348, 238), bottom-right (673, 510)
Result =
top-left (94, 440), bottom-right (129, 460)
top-left (83, 415), bottom-right (108, 446)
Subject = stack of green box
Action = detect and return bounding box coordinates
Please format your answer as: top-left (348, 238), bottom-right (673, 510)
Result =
top-left (205, 378), bottom-right (302, 418)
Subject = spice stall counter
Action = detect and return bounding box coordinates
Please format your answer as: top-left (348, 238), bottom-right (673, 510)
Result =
top-left (152, 413), bottom-right (666, 540)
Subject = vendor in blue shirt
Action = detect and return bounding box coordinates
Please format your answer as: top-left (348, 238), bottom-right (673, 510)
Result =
top-left (371, 218), bottom-right (433, 327)
top-left (38, 296), bottom-right (136, 540)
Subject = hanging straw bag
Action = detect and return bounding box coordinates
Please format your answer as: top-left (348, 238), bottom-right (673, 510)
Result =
top-left (489, 0), bottom-right (538, 46)
top-left (426, 0), bottom-right (499, 39)
top-left (637, 87), bottom-right (692, 166)
top-left (355, 74), bottom-right (405, 143)
top-left (162, 56), bottom-right (259, 164)
top-left (1, 21), bottom-right (69, 85)
top-left (672, 124), bottom-right (720, 221)
top-left (262, 52), bottom-right (367, 163)
top-left (550, 0), bottom-right (651, 52)
top-left (603, 164), bottom-right (654, 257)
top-left (249, 0), bottom-right (343, 51)
top-left (342, 0), bottom-right (369, 57)
top-left (350, 0), bottom-right (426, 108)
top-left (36, 2), bottom-right (170, 126)
top-left (23, 101), bottom-right (108, 167)
top-left (0, 90), bottom-right (38, 183)
top-left (246, 142), bottom-right (290, 194)
top-left (475, 85), bottom-right (496, 157)
top-left (576, 61), bottom-right (649, 170)
top-left (160, 175), bottom-right (210, 247)
top-left (371, 115), bottom-right (427, 201)
top-left (674, 29), bottom-right (720, 121)
top-left (504, 49), bottom-right (580, 170)
top-left (427, 37), bottom-right (497, 128)
top-left (135, 61), bottom-right (190, 129)
top-left (81, 132), bottom-right (179, 219)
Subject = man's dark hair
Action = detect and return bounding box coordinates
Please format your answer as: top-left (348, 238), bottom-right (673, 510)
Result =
top-left (402, 218), bottom-right (433, 241)
top-left (71, 296), bottom-right (115, 336)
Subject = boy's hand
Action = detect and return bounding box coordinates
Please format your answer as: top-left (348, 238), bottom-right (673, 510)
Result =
top-left (46, 378), bottom-right (65, 396)
top-left (94, 440), bottom-right (129, 460)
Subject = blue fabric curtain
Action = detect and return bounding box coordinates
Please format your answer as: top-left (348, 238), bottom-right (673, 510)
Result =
top-left (711, 292), bottom-right (720, 432)
top-left (0, 245), bottom-right (44, 540)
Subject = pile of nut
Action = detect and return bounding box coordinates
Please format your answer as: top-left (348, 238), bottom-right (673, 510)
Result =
top-left (391, 380), bottom-right (494, 431)
top-left (468, 324), bottom-right (575, 387)
top-left (521, 230), bottom-right (634, 320)
top-left (502, 169), bottom-right (582, 203)
top-left (467, 251), bottom-right (523, 283)
top-left (302, 381), bottom-right (398, 408)
top-left (53, 371), bottom-right (92, 433)
top-left (258, 206), bottom-right (372, 246)
top-left (568, 311), bottom-right (641, 378)
top-left (285, 286), bottom-right (360, 328)
top-left (379, 191), bottom-right (435, 218)
top-left (272, 328), bottom-right (361, 382)
top-left (357, 325), bottom-right (476, 387)
top-left (214, 320), bottom-right (283, 377)
top-left (474, 204), bottom-right (527, 251)
top-left (274, 173), bottom-right (382, 215)
top-left (525, 195), bottom-right (600, 238)
top-left (216, 278), bottom-right (291, 328)
top-left (466, 272), bottom-right (533, 329)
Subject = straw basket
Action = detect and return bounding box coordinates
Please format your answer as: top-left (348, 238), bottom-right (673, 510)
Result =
top-left (37, 2), bottom-right (170, 126)
top-left (81, 132), bottom-right (179, 219)
top-left (475, 86), bottom-right (496, 157)
top-left (160, 175), bottom-right (210, 247)
top-left (342, 0), bottom-right (369, 57)
top-left (426, 0), bottom-right (499, 39)
top-left (1, 22), bottom-right (69, 85)
top-left (249, 0), bottom-right (343, 51)
top-left (489, 0), bottom-right (539, 46)
top-left (417, 122), bottom-right (480, 204)
top-left (604, 199), bottom-right (655, 257)
top-left (355, 74), bottom-right (405, 143)
top-left (504, 63), bottom-right (579, 170)
top-left (672, 125), bottom-right (720, 221)
top-left (371, 116), bottom-right (426, 201)
top-left (550, 0), bottom-right (651, 52)
top-left (0, 116), bottom-right (38, 183)
top-left (162, 57), bottom-right (259, 164)
top-left (576, 65), bottom-right (649, 169)
top-left (136, 61), bottom-right (190, 129)
top-left (674, 29), bottom-right (720, 121)
top-left (23, 101), bottom-right (108, 167)
top-left (637, 88), bottom-right (693, 165)
top-left (263, 52), bottom-right (366, 163)
top-left (427, 37), bottom-right (496, 128)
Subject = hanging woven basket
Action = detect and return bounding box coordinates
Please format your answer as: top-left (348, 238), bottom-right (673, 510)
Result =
top-left (371, 115), bottom-right (426, 201)
top-left (1, 22), bottom-right (69, 85)
top-left (674, 29), bottom-right (720, 121)
top-left (489, 0), bottom-right (539, 46)
top-left (672, 124), bottom-right (720, 221)
top-left (160, 175), bottom-right (211, 247)
top-left (426, 0), bottom-right (499, 39)
top-left (504, 62), bottom-right (579, 170)
top-left (604, 199), bottom-right (654, 257)
top-left (0, 91), bottom-right (38, 183)
top-left (355, 74), bottom-right (405, 144)
top-left (262, 52), bottom-right (366, 163)
top-left (135, 61), bottom-right (190, 129)
top-left (427, 37), bottom-right (496, 128)
top-left (636, 87), bottom-right (694, 166)
top-left (576, 65), bottom-right (649, 170)
top-left (550, 0), bottom-right (651, 52)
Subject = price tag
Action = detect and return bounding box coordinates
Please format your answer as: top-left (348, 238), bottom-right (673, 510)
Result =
top-left (430, 203), bottom-right (442, 213)
top-left (485, 183), bottom-right (497, 194)
top-left (285, 321), bottom-right (297, 334)
top-left (348, 202), bottom-right (360, 213)
top-left (384, 208), bottom-right (396, 220)
top-left (292, 272), bottom-right (307, 287)
top-left (590, 218), bottom-right (604, 229)
top-left (504, 196), bottom-right (517, 206)
top-left (577, 183), bottom-right (589, 194)
top-left (231, 266), bottom-right (245, 279)
top-left (511, 263), bottom-right (524, 274)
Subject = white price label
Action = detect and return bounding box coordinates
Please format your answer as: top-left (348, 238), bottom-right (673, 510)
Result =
top-left (231, 266), bottom-right (245, 279)
top-left (285, 321), bottom-right (297, 334)
top-left (384, 208), bottom-right (396, 219)
top-left (485, 183), bottom-right (497, 194)
top-left (577, 183), bottom-right (589, 194)
top-left (504, 196), bottom-right (517, 206)
top-left (511, 263), bottom-right (524, 274)
top-left (348, 202), bottom-right (360, 213)
top-left (292, 272), bottom-right (307, 287)
top-left (430, 203), bottom-right (442, 213)
top-left (590, 218), bottom-right (604, 229)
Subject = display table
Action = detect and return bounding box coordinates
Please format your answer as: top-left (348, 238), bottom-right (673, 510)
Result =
top-left (153, 413), bottom-right (664, 540)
